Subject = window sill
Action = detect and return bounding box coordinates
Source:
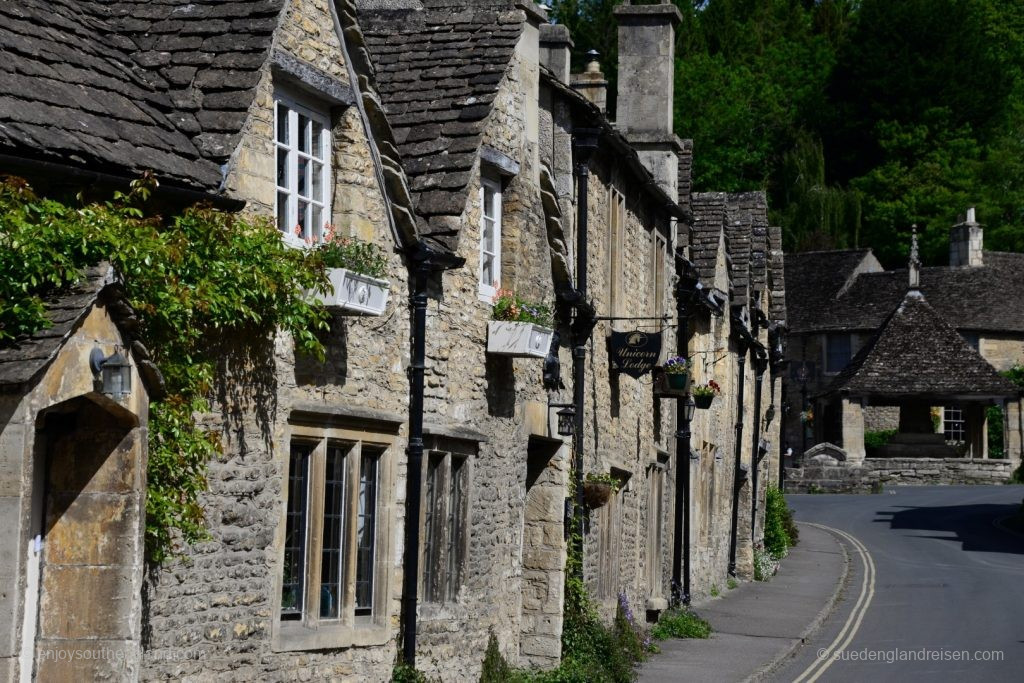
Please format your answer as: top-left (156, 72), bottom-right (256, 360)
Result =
top-left (273, 621), bottom-right (391, 652)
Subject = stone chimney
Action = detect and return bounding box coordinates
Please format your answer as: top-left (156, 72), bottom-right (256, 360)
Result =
top-left (613, 1), bottom-right (683, 199)
top-left (540, 24), bottom-right (573, 84)
top-left (570, 50), bottom-right (607, 113)
top-left (949, 206), bottom-right (984, 267)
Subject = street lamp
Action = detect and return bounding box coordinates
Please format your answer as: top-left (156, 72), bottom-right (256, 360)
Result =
top-left (683, 396), bottom-right (696, 423)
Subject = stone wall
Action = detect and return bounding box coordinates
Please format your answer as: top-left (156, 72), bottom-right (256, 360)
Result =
top-left (785, 457), bottom-right (1017, 493)
top-left (141, 1), bottom-right (411, 680)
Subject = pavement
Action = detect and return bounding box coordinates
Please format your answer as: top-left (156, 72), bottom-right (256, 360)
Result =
top-left (638, 523), bottom-right (849, 683)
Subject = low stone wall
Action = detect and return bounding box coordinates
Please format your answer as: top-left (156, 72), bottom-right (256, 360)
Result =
top-left (785, 457), bottom-right (1018, 493)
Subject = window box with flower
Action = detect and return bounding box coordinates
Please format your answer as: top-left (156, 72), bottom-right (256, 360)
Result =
top-left (486, 289), bottom-right (554, 358)
top-left (307, 226), bottom-right (391, 315)
top-left (692, 380), bottom-right (721, 409)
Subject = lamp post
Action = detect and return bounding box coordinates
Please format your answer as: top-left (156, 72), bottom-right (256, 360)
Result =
top-left (671, 393), bottom-right (695, 606)
top-left (796, 363), bottom-right (809, 459)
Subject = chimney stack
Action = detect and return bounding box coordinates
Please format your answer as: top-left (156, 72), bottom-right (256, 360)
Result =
top-left (949, 206), bottom-right (983, 267)
top-left (570, 50), bottom-right (608, 113)
top-left (540, 24), bottom-right (573, 84)
top-left (613, 1), bottom-right (683, 199)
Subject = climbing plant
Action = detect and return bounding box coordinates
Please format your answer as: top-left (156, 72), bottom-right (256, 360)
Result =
top-left (0, 175), bottom-right (331, 562)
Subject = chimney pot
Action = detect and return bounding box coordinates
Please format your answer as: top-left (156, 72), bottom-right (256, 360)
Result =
top-left (570, 50), bottom-right (608, 113)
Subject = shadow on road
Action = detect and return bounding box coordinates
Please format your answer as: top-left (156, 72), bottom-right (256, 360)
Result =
top-left (874, 503), bottom-right (1024, 555)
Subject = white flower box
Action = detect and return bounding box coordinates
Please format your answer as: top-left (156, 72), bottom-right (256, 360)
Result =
top-left (487, 321), bottom-right (554, 358)
top-left (281, 231), bottom-right (308, 250)
top-left (312, 268), bottom-right (390, 315)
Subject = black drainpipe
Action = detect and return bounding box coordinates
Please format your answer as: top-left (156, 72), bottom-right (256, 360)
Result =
top-left (569, 129), bottom-right (600, 572)
top-left (728, 347), bottom-right (747, 576)
top-left (401, 244), bottom-right (464, 667)
top-left (671, 278), bottom-right (692, 606)
top-left (749, 358), bottom-right (765, 541)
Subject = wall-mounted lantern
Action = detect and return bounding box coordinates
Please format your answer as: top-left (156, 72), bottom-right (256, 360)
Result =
top-left (556, 405), bottom-right (576, 437)
top-left (90, 347), bottom-right (132, 400)
top-left (683, 396), bottom-right (696, 423)
top-left (757, 438), bottom-right (771, 461)
top-left (763, 404), bottom-right (776, 429)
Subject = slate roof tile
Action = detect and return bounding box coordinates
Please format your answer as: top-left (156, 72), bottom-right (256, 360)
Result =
top-left (355, 0), bottom-right (523, 250)
top-left (822, 291), bottom-right (1018, 399)
top-left (0, 0), bottom-right (286, 191)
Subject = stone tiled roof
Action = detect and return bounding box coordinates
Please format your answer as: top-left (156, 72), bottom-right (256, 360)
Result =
top-left (724, 192), bottom-right (767, 308)
top-left (690, 192), bottom-right (727, 289)
top-left (0, 0), bottom-right (285, 191)
top-left (677, 138), bottom-right (693, 214)
top-left (783, 249), bottom-right (875, 333)
top-left (0, 264), bottom-right (114, 391)
top-left (355, 0), bottom-right (523, 250)
top-left (787, 250), bottom-right (1024, 334)
top-left (767, 226), bottom-right (786, 324)
top-left (823, 290), bottom-right (1018, 400)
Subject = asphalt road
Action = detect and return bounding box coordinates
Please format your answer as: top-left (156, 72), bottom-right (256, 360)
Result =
top-left (769, 485), bottom-right (1024, 683)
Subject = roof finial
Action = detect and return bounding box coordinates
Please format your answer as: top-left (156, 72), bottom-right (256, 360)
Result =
top-left (909, 224), bottom-right (921, 290)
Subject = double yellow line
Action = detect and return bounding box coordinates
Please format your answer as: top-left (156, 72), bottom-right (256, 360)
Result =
top-left (791, 523), bottom-right (877, 683)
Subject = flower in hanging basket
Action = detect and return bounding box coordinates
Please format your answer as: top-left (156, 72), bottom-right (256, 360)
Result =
top-left (491, 288), bottom-right (553, 327)
top-left (691, 380), bottom-right (721, 398)
top-left (692, 380), bottom-right (721, 408)
top-left (799, 408), bottom-right (814, 424)
top-left (662, 356), bottom-right (688, 375)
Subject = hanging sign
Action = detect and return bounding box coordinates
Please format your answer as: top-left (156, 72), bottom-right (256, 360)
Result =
top-left (609, 329), bottom-right (662, 378)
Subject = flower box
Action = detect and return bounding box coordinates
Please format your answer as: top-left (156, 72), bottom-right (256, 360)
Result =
top-left (312, 267), bottom-right (390, 315)
top-left (583, 482), bottom-right (613, 508)
top-left (487, 320), bottom-right (554, 358)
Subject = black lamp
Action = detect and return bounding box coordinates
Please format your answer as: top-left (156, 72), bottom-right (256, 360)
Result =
top-left (763, 404), bottom-right (776, 429)
top-left (90, 347), bottom-right (132, 400)
top-left (556, 406), bottom-right (576, 437)
top-left (683, 396), bottom-right (696, 423)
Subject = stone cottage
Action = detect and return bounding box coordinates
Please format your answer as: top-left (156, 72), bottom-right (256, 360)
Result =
top-left (783, 214), bottom-right (1024, 490)
top-left (0, 0), bottom-right (786, 680)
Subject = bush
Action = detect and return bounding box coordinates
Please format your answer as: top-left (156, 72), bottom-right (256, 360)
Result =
top-left (764, 486), bottom-right (797, 559)
top-left (393, 661), bottom-right (436, 683)
top-left (481, 632), bottom-right (512, 683)
top-left (864, 429), bottom-right (897, 455)
top-left (650, 609), bottom-right (711, 641)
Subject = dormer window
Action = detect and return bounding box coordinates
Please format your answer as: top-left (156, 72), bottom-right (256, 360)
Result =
top-left (275, 95), bottom-right (331, 243)
top-left (478, 175), bottom-right (502, 300)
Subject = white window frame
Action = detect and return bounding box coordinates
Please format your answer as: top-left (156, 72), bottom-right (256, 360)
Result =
top-left (478, 175), bottom-right (502, 301)
top-left (608, 187), bottom-right (625, 319)
top-left (274, 91), bottom-right (332, 246)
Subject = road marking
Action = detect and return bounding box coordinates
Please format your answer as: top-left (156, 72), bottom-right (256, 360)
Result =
top-left (790, 523), bottom-right (876, 683)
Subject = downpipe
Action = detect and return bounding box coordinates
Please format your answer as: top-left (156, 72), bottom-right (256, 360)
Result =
top-left (728, 352), bottom-right (747, 576)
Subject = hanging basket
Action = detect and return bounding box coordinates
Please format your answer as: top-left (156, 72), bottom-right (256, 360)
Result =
top-left (583, 482), bottom-right (613, 508)
top-left (654, 368), bottom-right (690, 397)
top-left (693, 393), bottom-right (714, 409)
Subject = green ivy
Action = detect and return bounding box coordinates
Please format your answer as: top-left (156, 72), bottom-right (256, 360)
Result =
top-left (763, 486), bottom-right (798, 560)
top-left (0, 175), bottom-right (332, 562)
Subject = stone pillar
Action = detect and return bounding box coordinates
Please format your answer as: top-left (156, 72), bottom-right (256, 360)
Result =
top-left (841, 397), bottom-right (866, 464)
top-left (1007, 399), bottom-right (1023, 465)
top-left (613, 2), bottom-right (683, 198)
top-left (539, 24), bottom-right (573, 84)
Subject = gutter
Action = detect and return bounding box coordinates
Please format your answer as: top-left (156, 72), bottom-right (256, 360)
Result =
top-left (0, 153), bottom-right (244, 211)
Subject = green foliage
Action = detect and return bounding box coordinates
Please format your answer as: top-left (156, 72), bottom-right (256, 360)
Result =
top-left (864, 429), bottom-right (897, 453)
top-left (0, 176), bottom-right (331, 562)
top-left (726, 578), bottom-right (738, 590)
top-left (650, 609), bottom-right (711, 641)
top-left (987, 406), bottom-right (1005, 459)
top-left (585, 471), bottom-right (621, 490)
top-left (491, 288), bottom-right (553, 327)
top-left (316, 226), bottom-right (389, 280)
top-left (393, 660), bottom-right (437, 683)
top-left (480, 632), bottom-right (512, 683)
top-left (753, 548), bottom-right (777, 582)
top-left (709, 584), bottom-right (719, 598)
top-left (549, 0), bottom-right (1024, 262)
top-left (764, 486), bottom-right (797, 560)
